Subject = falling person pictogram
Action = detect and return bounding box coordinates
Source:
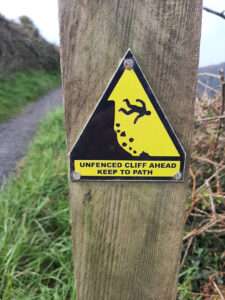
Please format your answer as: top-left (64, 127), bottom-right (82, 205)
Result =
top-left (119, 98), bottom-right (151, 124)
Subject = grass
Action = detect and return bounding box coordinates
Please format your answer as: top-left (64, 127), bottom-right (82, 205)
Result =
top-left (0, 107), bottom-right (75, 299)
top-left (0, 94), bottom-right (224, 298)
top-left (0, 69), bottom-right (61, 123)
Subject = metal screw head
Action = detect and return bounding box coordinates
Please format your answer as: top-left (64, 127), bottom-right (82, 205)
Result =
top-left (71, 172), bottom-right (81, 181)
top-left (173, 172), bottom-right (182, 180)
top-left (124, 59), bottom-right (134, 70)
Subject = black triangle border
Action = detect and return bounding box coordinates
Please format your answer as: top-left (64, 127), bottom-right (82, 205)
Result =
top-left (70, 49), bottom-right (186, 181)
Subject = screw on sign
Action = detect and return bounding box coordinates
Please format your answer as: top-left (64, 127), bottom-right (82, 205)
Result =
top-left (70, 50), bottom-right (185, 181)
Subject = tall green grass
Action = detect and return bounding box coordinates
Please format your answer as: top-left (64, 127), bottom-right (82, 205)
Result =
top-left (0, 69), bottom-right (61, 123)
top-left (0, 107), bottom-right (75, 299)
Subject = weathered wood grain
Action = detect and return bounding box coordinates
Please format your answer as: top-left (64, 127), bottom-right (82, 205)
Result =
top-left (59, 0), bottom-right (202, 299)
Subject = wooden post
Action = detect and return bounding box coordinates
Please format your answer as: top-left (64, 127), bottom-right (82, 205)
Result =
top-left (59, 1), bottom-right (202, 299)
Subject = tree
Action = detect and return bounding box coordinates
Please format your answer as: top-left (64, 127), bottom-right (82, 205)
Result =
top-left (203, 7), bottom-right (225, 20)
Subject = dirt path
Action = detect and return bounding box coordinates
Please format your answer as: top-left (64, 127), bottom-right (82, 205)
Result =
top-left (0, 88), bottom-right (62, 184)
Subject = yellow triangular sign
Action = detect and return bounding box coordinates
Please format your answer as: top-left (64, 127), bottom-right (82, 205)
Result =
top-left (70, 49), bottom-right (185, 181)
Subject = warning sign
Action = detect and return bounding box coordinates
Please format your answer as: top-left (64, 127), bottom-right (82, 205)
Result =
top-left (70, 49), bottom-right (185, 181)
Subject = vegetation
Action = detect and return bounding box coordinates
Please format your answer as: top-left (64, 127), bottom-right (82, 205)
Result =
top-left (0, 85), bottom-right (224, 298)
top-left (0, 107), bottom-right (75, 299)
top-left (0, 69), bottom-right (61, 122)
top-left (178, 88), bottom-right (225, 299)
top-left (0, 14), bottom-right (61, 122)
top-left (0, 14), bottom-right (59, 76)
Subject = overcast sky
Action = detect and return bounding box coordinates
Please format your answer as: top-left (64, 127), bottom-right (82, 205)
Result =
top-left (0, 0), bottom-right (225, 67)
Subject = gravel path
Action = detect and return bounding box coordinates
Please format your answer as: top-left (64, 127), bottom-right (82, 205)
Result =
top-left (0, 88), bottom-right (62, 183)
